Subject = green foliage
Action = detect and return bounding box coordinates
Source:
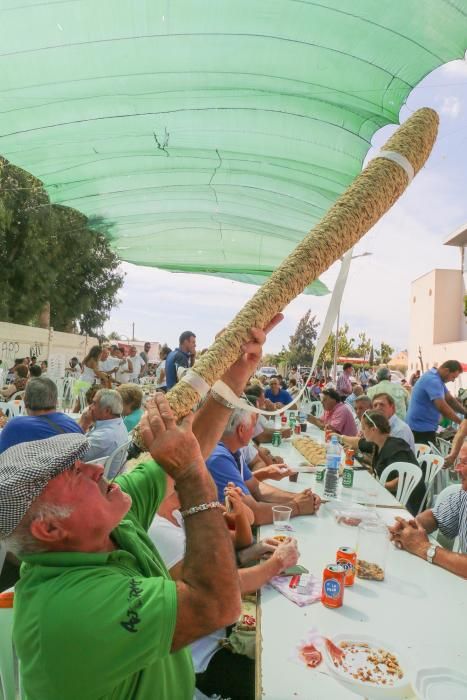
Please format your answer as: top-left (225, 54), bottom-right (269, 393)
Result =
top-left (355, 331), bottom-right (372, 360)
top-left (0, 158), bottom-right (124, 335)
top-left (376, 341), bottom-right (394, 364)
top-left (287, 310), bottom-right (319, 366)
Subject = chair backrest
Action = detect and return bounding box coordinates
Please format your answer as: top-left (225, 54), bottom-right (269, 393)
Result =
top-left (103, 439), bottom-right (131, 479)
top-left (311, 402), bottom-right (324, 418)
top-left (419, 454), bottom-right (444, 486)
top-left (4, 401), bottom-right (25, 419)
top-left (414, 443), bottom-right (431, 460)
top-left (379, 462), bottom-right (423, 507)
top-left (10, 391), bottom-right (24, 402)
top-left (434, 437), bottom-right (452, 458)
top-left (416, 454), bottom-right (445, 513)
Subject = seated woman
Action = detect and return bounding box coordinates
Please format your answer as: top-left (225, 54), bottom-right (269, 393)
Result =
top-left (340, 410), bottom-right (424, 516)
top-left (117, 383), bottom-right (144, 431)
top-left (1, 364), bottom-right (28, 399)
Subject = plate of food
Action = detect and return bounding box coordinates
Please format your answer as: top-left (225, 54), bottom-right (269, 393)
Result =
top-left (323, 634), bottom-right (412, 698)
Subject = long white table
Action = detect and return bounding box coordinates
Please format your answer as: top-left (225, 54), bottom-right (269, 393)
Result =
top-left (257, 433), bottom-right (467, 699)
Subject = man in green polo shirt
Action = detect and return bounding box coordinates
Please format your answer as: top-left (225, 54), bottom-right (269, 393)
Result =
top-left (0, 317), bottom-right (285, 699)
top-left (0, 397), bottom-right (242, 700)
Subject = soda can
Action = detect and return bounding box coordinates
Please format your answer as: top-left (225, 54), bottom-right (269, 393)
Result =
top-left (315, 466), bottom-right (325, 482)
top-left (281, 413), bottom-right (287, 425)
top-left (322, 564), bottom-right (345, 608)
top-left (342, 466), bottom-right (354, 488)
top-left (272, 430), bottom-right (282, 447)
top-left (336, 547), bottom-right (357, 586)
top-left (345, 449), bottom-right (355, 465)
top-left (294, 423), bottom-right (302, 435)
top-left (324, 428), bottom-right (332, 443)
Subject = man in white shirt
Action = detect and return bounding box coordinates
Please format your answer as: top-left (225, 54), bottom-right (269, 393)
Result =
top-left (372, 392), bottom-right (415, 451)
top-left (79, 389), bottom-right (129, 478)
top-left (128, 346), bottom-right (145, 382)
top-left (99, 346), bottom-right (119, 375)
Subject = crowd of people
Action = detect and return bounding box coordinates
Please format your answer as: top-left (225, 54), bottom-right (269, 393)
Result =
top-left (0, 328), bottom-right (466, 699)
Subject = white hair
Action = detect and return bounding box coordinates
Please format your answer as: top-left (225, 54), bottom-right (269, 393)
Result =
top-left (223, 409), bottom-right (252, 436)
top-left (95, 389), bottom-right (123, 416)
top-left (4, 503), bottom-right (73, 555)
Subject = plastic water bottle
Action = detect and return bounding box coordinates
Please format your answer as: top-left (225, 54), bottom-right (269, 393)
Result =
top-left (324, 435), bottom-right (341, 498)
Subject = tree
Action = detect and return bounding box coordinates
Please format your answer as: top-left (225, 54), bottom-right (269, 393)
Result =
top-left (287, 310), bottom-right (319, 366)
top-left (355, 331), bottom-right (372, 360)
top-left (0, 159), bottom-right (124, 335)
top-left (319, 323), bottom-right (355, 369)
top-left (107, 331), bottom-right (121, 341)
top-left (377, 341), bottom-right (394, 364)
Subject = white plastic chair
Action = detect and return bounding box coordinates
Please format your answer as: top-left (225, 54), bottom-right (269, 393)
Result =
top-left (417, 455), bottom-right (445, 512)
top-left (414, 443), bottom-right (431, 460)
top-left (379, 462), bottom-right (423, 508)
top-left (103, 440), bottom-right (131, 479)
top-left (435, 437), bottom-right (453, 458)
top-left (9, 391), bottom-right (24, 402)
top-left (3, 401), bottom-right (24, 418)
top-left (310, 402), bottom-right (324, 418)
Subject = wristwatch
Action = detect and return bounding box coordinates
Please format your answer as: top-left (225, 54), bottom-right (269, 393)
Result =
top-left (426, 542), bottom-right (439, 564)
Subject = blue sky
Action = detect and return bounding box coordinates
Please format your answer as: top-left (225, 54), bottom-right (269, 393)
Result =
top-left (105, 57), bottom-right (467, 354)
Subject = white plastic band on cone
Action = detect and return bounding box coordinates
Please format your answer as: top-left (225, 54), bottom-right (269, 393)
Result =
top-left (210, 247), bottom-right (355, 418)
top-left (179, 369), bottom-right (211, 398)
top-left (375, 150), bottom-right (414, 182)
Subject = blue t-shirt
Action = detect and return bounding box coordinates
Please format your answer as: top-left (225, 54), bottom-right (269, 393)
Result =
top-left (264, 388), bottom-right (293, 406)
top-left (206, 442), bottom-right (253, 501)
top-left (165, 349), bottom-right (191, 390)
top-left (0, 412), bottom-right (84, 453)
top-left (406, 368), bottom-right (447, 432)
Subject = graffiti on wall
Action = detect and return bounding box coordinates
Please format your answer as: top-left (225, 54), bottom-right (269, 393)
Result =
top-left (0, 340), bottom-right (45, 366)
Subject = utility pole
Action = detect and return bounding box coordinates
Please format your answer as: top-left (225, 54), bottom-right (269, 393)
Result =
top-left (131, 323), bottom-right (135, 341)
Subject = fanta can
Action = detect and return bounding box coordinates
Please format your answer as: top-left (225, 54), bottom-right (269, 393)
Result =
top-left (336, 547), bottom-right (357, 586)
top-left (322, 564), bottom-right (345, 608)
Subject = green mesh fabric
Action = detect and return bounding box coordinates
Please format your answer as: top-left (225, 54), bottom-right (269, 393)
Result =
top-left (1, 1), bottom-right (466, 293)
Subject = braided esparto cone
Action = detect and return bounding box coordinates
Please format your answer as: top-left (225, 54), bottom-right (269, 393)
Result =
top-left (167, 108), bottom-right (438, 417)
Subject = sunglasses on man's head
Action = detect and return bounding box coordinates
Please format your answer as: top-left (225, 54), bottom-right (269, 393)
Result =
top-left (363, 410), bottom-right (377, 428)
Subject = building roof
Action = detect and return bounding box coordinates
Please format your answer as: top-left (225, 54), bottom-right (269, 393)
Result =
top-left (444, 223), bottom-right (467, 247)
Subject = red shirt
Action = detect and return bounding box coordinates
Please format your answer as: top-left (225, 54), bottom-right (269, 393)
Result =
top-left (323, 403), bottom-right (357, 436)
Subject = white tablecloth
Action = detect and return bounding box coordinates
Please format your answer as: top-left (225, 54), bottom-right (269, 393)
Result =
top-left (258, 434), bottom-right (466, 699)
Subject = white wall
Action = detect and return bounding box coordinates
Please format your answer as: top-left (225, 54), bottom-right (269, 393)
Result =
top-left (0, 322), bottom-right (97, 368)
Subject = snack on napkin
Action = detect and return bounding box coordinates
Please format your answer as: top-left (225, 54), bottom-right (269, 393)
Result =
top-left (269, 574), bottom-right (321, 607)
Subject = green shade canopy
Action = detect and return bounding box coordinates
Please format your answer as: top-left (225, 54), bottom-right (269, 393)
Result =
top-left (1, 1), bottom-right (466, 295)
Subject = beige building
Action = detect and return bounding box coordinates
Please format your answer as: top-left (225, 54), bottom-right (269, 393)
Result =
top-left (408, 224), bottom-right (467, 380)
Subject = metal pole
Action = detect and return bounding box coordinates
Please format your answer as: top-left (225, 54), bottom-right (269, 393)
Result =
top-left (132, 323), bottom-right (135, 341)
top-left (332, 308), bottom-right (340, 382)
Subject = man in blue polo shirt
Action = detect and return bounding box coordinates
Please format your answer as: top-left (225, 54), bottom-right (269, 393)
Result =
top-left (165, 331), bottom-right (196, 390)
top-left (0, 378), bottom-right (82, 453)
top-left (206, 408), bottom-right (320, 525)
top-left (406, 360), bottom-right (465, 444)
top-left (264, 377), bottom-right (294, 408)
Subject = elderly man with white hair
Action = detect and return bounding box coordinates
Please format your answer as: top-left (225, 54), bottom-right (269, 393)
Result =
top-left (389, 442), bottom-right (467, 578)
top-left (79, 389), bottom-right (129, 477)
top-left (206, 408), bottom-right (321, 525)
